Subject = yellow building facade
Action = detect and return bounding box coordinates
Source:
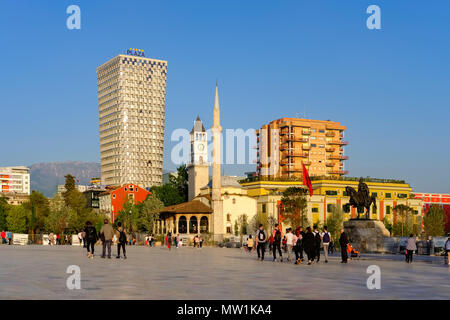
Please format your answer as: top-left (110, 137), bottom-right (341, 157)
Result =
top-left (241, 178), bottom-right (424, 229)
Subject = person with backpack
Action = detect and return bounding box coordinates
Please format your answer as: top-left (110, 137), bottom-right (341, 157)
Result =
top-left (256, 224), bottom-right (267, 261)
top-left (303, 227), bottom-right (315, 265)
top-left (272, 224), bottom-right (283, 262)
top-left (322, 226), bottom-right (331, 263)
top-left (116, 222), bottom-right (127, 259)
top-left (84, 221), bottom-right (98, 259)
top-left (405, 234), bottom-right (417, 264)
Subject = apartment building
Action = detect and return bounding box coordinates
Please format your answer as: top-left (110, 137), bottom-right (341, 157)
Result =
top-left (0, 166), bottom-right (30, 195)
top-left (256, 118), bottom-right (348, 179)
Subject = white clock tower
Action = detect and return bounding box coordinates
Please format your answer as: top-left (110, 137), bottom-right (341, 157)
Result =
top-left (187, 116), bottom-right (210, 201)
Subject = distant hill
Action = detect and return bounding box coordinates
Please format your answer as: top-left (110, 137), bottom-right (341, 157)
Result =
top-left (30, 162), bottom-right (101, 197)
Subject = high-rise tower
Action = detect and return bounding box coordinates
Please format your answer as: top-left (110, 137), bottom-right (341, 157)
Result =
top-left (96, 49), bottom-right (167, 188)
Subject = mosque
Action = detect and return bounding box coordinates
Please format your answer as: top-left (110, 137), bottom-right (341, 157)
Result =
top-left (158, 85), bottom-right (257, 241)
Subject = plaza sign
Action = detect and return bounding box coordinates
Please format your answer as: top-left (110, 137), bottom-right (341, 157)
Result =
top-left (127, 48), bottom-right (145, 57)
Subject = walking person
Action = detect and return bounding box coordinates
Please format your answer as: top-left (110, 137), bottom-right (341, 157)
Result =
top-left (285, 228), bottom-right (295, 262)
top-left (405, 234), bottom-right (417, 263)
top-left (445, 237), bottom-right (450, 266)
top-left (339, 229), bottom-right (349, 263)
top-left (303, 227), bottom-right (315, 265)
top-left (322, 226), bottom-right (331, 263)
top-left (247, 235), bottom-right (254, 253)
top-left (297, 226), bottom-right (306, 262)
top-left (166, 232), bottom-right (172, 250)
top-left (116, 222), bottom-right (127, 259)
top-left (7, 231), bottom-right (12, 245)
top-left (84, 221), bottom-right (98, 259)
top-left (49, 232), bottom-right (54, 245)
top-left (313, 226), bottom-right (321, 262)
top-left (294, 227), bottom-right (303, 264)
top-left (272, 224), bottom-right (283, 262)
top-left (256, 224), bottom-right (267, 261)
top-left (100, 219), bottom-right (114, 259)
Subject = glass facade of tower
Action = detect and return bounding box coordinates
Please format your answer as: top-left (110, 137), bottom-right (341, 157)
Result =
top-left (97, 54), bottom-right (167, 188)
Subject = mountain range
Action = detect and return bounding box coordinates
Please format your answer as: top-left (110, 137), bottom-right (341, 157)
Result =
top-left (30, 161), bottom-right (101, 197)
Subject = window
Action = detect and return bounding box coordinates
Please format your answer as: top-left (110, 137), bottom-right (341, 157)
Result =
top-left (386, 206), bottom-right (391, 215)
top-left (312, 207), bottom-right (319, 213)
top-left (385, 193), bottom-right (391, 198)
top-left (226, 226), bottom-right (232, 234)
top-left (319, 130), bottom-right (325, 133)
top-left (398, 193), bottom-right (407, 198)
top-left (227, 214), bottom-right (231, 222)
top-left (371, 192), bottom-right (377, 197)
top-left (326, 190), bottom-right (338, 196)
top-left (372, 205), bottom-right (377, 214)
top-left (262, 204), bottom-right (267, 213)
top-left (311, 144), bottom-right (317, 147)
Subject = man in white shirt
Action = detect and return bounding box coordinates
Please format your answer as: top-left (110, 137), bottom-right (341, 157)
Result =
top-left (285, 228), bottom-right (295, 263)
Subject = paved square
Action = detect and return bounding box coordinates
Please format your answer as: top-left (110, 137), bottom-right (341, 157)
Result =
top-left (0, 245), bottom-right (449, 299)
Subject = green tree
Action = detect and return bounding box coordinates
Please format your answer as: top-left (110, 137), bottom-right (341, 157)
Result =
top-left (45, 206), bottom-right (77, 234)
top-left (423, 205), bottom-right (446, 237)
top-left (139, 194), bottom-right (164, 232)
top-left (0, 196), bottom-right (9, 230)
top-left (239, 214), bottom-right (248, 235)
top-left (169, 165), bottom-right (189, 203)
top-left (234, 220), bottom-right (238, 236)
top-left (280, 187), bottom-right (309, 228)
top-left (249, 212), bottom-right (268, 233)
top-left (6, 205), bottom-right (28, 233)
top-left (150, 184), bottom-right (184, 207)
top-left (383, 216), bottom-right (393, 235)
top-left (62, 174), bottom-right (76, 206)
top-left (115, 202), bottom-right (140, 232)
top-left (23, 191), bottom-right (49, 234)
top-left (393, 204), bottom-right (415, 236)
top-left (326, 205), bottom-right (344, 241)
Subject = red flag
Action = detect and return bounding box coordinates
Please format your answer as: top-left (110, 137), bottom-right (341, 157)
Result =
top-left (302, 163), bottom-right (313, 197)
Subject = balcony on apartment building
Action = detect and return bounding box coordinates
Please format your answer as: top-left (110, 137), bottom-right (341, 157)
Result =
top-left (327, 169), bottom-right (349, 175)
top-left (283, 150), bottom-right (309, 158)
top-left (328, 155), bottom-right (349, 160)
top-left (325, 147), bottom-right (335, 152)
top-left (325, 162), bottom-right (334, 167)
top-left (325, 131), bottom-right (336, 137)
top-left (282, 136), bottom-right (308, 143)
top-left (327, 140), bottom-right (349, 146)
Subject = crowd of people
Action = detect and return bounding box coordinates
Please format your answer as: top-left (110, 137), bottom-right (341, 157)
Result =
top-left (252, 223), bottom-right (353, 265)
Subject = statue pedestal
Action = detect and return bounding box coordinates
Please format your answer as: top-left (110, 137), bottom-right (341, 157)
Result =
top-left (344, 219), bottom-right (390, 253)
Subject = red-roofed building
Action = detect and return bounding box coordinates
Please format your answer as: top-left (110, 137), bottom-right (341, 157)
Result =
top-left (414, 193), bottom-right (450, 232)
top-left (99, 183), bottom-right (151, 222)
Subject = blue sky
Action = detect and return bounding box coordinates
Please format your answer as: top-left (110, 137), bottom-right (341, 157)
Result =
top-left (0, 0), bottom-right (449, 193)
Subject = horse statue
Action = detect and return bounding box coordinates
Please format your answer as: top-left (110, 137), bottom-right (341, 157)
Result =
top-left (343, 178), bottom-right (376, 219)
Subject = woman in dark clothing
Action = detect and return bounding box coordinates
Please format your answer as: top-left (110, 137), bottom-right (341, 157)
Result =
top-left (339, 229), bottom-right (349, 263)
top-left (303, 227), bottom-right (316, 265)
top-left (84, 221), bottom-right (98, 259)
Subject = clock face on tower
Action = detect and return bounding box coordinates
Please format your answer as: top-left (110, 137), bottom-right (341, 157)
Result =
top-left (197, 143), bottom-right (205, 152)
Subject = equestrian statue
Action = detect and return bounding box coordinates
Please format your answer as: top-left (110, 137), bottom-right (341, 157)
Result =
top-left (343, 178), bottom-right (376, 219)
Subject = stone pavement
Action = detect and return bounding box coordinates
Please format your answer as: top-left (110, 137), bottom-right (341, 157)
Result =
top-left (0, 245), bottom-right (449, 299)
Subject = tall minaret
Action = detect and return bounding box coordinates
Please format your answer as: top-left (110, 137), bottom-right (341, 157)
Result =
top-left (211, 84), bottom-right (224, 241)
